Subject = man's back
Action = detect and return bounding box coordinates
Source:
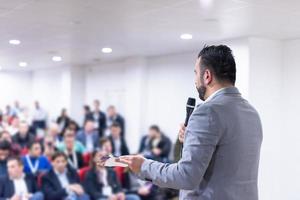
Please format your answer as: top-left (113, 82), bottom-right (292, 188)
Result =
top-left (181, 87), bottom-right (263, 199)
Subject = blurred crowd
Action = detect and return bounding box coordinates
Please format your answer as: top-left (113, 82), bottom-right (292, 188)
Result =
top-left (0, 100), bottom-right (178, 200)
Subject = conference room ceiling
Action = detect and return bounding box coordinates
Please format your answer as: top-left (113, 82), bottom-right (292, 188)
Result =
top-left (0, 0), bottom-right (300, 70)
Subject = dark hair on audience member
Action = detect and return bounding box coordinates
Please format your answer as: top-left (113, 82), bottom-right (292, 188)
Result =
top-left (99, 137), bottom-right (110, 147)
top-left (51, 151), bottom-right (68, 161)
top-left (198, 45), bottom-right (236, 85)
top-left (0, 140), bottom-right (11, 151)
top-left (110, 122), bottom-right (121, 128)
top-left (83, 105), bottom-right (91, 112)
top-left (29, 141), bottom-right (41, 150)
top-left (149, 125), bottom-right (160, 133)
top-left (90, 151), bottom-right (99, 168)
top-left (7, 156), bottom-right (23, 166)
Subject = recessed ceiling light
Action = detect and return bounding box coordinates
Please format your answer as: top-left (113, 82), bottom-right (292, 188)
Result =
top-left (9, 39), bottom-right (21, 45)
top-left (19, 62), bottom-right (27, 67)
top-left (52, 56), bottom-right (62, 62)
top-left (180, 33), bottom-right (193, 40)
top-left (102, 47), bottom-right (112, 53)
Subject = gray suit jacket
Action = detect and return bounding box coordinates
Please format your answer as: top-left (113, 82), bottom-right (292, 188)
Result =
top-left (138, 87), bottom-right (263, 200)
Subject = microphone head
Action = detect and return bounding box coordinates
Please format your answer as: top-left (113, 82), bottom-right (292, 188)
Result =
top-left (186, 97), bottom-right (196, 108)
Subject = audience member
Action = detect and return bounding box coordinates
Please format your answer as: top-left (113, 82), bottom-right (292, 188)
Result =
top-left (6, 116), bottom-right (19, 136)
top-left (42, 152), bottom-right (89, 200)
top-left (139, 125), bottom-right (171, 162)
top-left (106, 106), bottom-right (125, 138)
top-left (59, 129), bottom-right (84, 170)
top-left (108, 123), bottom-right (129, 157)
top-left (22, 141), bottom-right (51, 175)
top-left (32, 101), bottom-right (47, 131)
top-left (76, 120), bottom-right (99, 153)
top-left (57, 129), bottom-right (86, 154)
top-left (48, 123), bottom-right (63, 147)
top-left (0, 130), bottom-right (21, 156)
top-left (12, 121), bottom-right (35, 150)
top-left (83, 151), bottom-right (140, 200)
top-left (92, 100), bottom-right (106, 138)
top-left (0, 156), bottom-right (44, 200)
top-left (56, 108), bottom-right (71, 134)
top-left (43, 135), bottom-right (57, 160)
top-left (0, 140), bottom-right (11, 177)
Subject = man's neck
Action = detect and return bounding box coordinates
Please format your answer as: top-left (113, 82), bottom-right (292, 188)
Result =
top-left (205, 83), bottom-right (233, 100)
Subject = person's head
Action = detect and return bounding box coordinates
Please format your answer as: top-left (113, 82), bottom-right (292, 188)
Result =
top-left (68, 120), bottom-right (78, 132)
top-left (110, 122), bottom-right (121, 139)
top-left (148, 125), bottom-right (161, 138)
top-left (99, 137), bottom-right (112, 154)
top-left (0, 140), bottom-right (11, 161)
top-left (0, 130), bottom-right (12, 143)
top-left (29, 141), bottom-right (42, 158)
top-left (93, 99), bottom-right (100, 110)
top-left (107, 105), bottom-right (117, 118)
top-left (34, 101), bottom-right (40, 109)
top-left (48, 123), bottom-right (59, 137)
top-left (195, 45), bottom-right (236, 101)
top-left (91, 150), bottom-right (105, 169)
top-left (7, 156), bottom-right (23, 179)
top-left (51, 152), bottom-right (68, 173)
top-left (84, 119), bottom-right (94, 133)
top-left (61, 108), bottom-right (67, 117)
top-left (43, 135), bottom-right (55, 149)
top-left (63, 128), bottom-right (76, 150)
top-left (14, 101), bottom-right (20, 108)
top-left (11, 117), bottom-right (19, 128)
top-left (18, 121), bottom-right (29, 137)
top-left (83, 105), bottom-right (91, 115)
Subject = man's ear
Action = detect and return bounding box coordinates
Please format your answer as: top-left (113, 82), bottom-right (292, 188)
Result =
top-left (203, 69), bottom-right (213, 85)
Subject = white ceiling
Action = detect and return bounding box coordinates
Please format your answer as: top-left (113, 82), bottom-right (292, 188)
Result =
top-left (1, 0), bottom-right (300, 71)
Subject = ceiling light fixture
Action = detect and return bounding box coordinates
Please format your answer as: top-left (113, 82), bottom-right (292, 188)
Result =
top-left (52, 56), bottom-right (62, 62)
top-left (102, 47), bottom-right (112, 53)
top-left (9, 39), bottom-right (21, 45)
top-left (19, 62), bottom-right (27, 67)
top-left (180, 33), bottom-right (193, 40)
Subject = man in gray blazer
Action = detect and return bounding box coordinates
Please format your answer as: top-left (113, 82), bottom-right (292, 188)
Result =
top-left (110, 45), bottom-right (263, 200)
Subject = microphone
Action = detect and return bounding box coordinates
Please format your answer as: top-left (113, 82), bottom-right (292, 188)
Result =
top-left (184, 97), bottom-right (196, 127)
top-left (178, 97), bottom-right (196, 159)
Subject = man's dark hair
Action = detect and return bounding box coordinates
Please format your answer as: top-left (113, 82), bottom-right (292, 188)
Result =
top-left (110, 122), bottom-right (121, 128)
top-left (51, 151), bottom-right (67, 161)
top-left (0, 140), bottom-right (11, 151)
top-left (7, 156), bottom-right (23, 166)
top-left (29, 141), bottom-right (41, 150)
top-left (198, 45), bottom-right (236, 85)
top-left (149, 125), bottom-right (160, 133)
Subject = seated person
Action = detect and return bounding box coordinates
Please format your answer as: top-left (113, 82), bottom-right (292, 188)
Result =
top-left (47, 123), bottom-right (63, 147)
top-left (0, 130), bottom-right (21, 156)
top-left (22, 141), bottom-right (52, 175)
top-left (12, 121), bottom-right (35, 150)
top-left (108, 123), bottom-right (129, 157)
top-left (57, 128), bottom-right (86, 154)
top-left (41, 152), bottom-right (89, 200)
top-left (0, 140), bottom-right (11, 177)
top-left (43, 135), bottom-right (57, 161)
top-left (100, 139), bottom-right (156, 200)
top-left (83, 151), bottom-right (140, 200)
top-left (139, 125), bottom-right (171, 162)
top-left (59, 129), bottom-right (84, 170)
top-left (76, 120), bottom-right (99, 153)
top-left (0, 156), bottom-right (44, 200)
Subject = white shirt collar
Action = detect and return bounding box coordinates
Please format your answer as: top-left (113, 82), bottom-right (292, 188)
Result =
top-left (204, 87), bottom-right (229, 103)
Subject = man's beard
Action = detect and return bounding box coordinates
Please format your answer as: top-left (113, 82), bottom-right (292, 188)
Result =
top-left (197, 85), bottom-right (206, 101)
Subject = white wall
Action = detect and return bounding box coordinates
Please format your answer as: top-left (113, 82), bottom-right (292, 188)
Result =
top-left (32, 67), bottom-right (71, 122)
top-left (248, 38), bottom-right (283, 200)
top-left (282, 40), bottom-right (300, 200)
top-left (0, 71), bottom-right (32, 109)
